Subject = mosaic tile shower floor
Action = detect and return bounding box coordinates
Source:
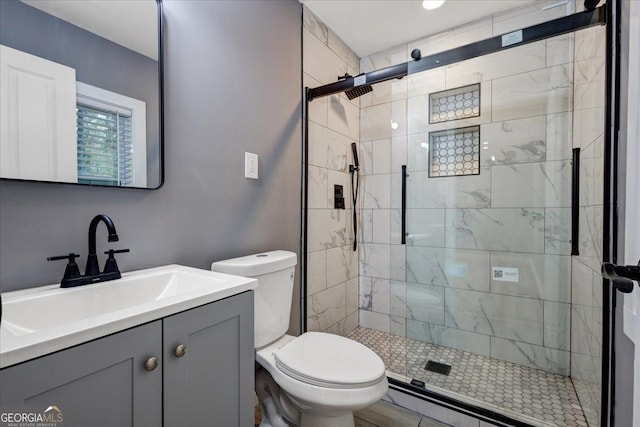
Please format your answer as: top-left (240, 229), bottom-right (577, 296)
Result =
top-left (346, 327), bottom-right (589, 427)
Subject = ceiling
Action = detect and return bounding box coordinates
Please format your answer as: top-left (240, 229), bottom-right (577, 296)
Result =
top-left (301, 0), bottom-right (537, 58)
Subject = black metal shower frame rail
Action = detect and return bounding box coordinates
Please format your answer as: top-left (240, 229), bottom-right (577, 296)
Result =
top-left (307, 5), bottom-right (605, 102)
top-left (601, 0), bottom-right (620, 425)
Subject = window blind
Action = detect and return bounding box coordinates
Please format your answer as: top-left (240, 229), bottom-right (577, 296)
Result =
top-left (76, 104), bottom-right (134, 186)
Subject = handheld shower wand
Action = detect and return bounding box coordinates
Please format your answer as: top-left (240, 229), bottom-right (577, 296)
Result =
top-left (350, 142), bottom-right (359, 251)
top-left (350, 142), bottom-right (360, 173)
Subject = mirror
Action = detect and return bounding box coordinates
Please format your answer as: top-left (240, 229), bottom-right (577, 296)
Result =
top-left (0, 0), bottom-right (163, 189)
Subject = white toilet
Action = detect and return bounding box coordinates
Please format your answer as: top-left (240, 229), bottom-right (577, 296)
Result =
top-left (212, 250), bottom-right (388, 427)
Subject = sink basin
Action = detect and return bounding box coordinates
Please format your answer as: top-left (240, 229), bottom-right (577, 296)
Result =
top-left (3, 268), bottom-right (231, 335)
top-left (0, 265), bottom-right (257, 368)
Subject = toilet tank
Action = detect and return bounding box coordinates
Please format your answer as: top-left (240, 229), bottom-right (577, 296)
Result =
top-left (211, 251), bottom-right (297, 349)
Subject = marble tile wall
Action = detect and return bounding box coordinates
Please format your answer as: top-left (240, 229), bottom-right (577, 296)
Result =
top-left (356, 0), bottom-right (581, 376)
top-left (303, 8), bottom-right (361, 336)
top-left (569, 6), bottom-right (606, 424)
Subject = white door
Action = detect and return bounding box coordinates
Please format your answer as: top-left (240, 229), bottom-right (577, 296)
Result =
top-left (0, 45), bottom-right (77, 182)
top-left (622, 1), bottom-right (640, 425)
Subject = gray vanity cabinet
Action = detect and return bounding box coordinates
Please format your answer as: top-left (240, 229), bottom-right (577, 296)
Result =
top-left (0, 291), bottom-right (254, 427)
top-left (163, 290), bottom-right (254, 427)
top-left (0, 320), bottom-right (163, 427)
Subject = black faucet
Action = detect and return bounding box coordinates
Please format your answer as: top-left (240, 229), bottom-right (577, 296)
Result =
top-left (85, 214), bottom-right (119, 276)
top-left (48, 214), bottom-right (129, 288)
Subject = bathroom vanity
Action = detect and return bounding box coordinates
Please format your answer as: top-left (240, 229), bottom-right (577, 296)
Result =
top-left (0, 266), bottom-right (256, 427)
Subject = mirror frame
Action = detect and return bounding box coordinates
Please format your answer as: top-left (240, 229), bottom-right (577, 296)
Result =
top-left (0, 0), bottom-right (164, 190)
top-left (155, 0), bottom-right (165, 190)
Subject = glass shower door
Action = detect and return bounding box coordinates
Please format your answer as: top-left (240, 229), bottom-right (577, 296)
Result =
top-left (343, 3), bottom-right (607, 425)
top-left (397, 37), bottom-right (582, 424)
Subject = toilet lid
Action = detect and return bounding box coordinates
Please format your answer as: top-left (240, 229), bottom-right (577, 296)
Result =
top-left (273, 332), bottom-right (386, 389)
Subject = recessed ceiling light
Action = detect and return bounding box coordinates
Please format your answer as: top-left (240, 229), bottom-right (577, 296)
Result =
top-left (422, 0), bottom-right (445, 10)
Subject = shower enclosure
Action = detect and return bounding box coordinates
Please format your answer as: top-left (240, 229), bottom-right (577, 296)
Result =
top-left (303, 1), bottom-right (608, 426)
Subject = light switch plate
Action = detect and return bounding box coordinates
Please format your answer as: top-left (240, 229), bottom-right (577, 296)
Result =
top-left (245, 152), bottom-right (258, 179)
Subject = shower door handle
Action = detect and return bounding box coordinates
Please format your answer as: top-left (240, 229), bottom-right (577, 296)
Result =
top-left (602, 261), bottom-right (640, 293)
top-left (401, 165), bottom-right (407, 245)
top-left (571, 148), bottom-right (580, 255)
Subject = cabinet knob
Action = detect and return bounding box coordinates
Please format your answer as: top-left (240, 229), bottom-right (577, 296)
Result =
top-left (144, 356), bottom-right (159, 371)
top-left (174, 344), bottom-right (187, 358)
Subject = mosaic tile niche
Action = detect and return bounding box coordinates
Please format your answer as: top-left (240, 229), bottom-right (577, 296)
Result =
top-left (429, 83), bottom-right (480, 124)
top-left (428, 126), bottom-right (480, 177)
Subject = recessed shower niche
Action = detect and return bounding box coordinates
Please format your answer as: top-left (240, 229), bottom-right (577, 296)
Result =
top-left (429, 83), bottom-right (480, 124)
top-left (428, 126), bottom-right (480, 177)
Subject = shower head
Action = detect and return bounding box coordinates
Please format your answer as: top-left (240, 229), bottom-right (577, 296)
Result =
top-left (345, 84), bottom-right (372, 100)
top-left (338, 73), bottom-right (373, 100)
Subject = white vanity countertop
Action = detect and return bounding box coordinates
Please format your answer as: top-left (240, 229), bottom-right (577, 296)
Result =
top-left (0, 265), bottom-right (257, 368)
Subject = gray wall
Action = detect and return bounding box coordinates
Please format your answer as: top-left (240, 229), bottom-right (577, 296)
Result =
top-left (0, 0), bottom-right (302, 334)
top-left (0, 1), bottom-right (158, 103)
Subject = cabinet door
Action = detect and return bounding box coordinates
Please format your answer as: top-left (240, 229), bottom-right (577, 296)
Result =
top-left (0, 321), bottom-right (162, 427)
top-left (163, 291), bottom-right (254, 427)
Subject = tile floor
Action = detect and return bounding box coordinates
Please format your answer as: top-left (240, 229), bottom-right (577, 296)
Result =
top-left (255, 399), bottom-right (449, 427)
top-left (347, 327), bottom-right (589, 427)
top-left (355, 400), bottom-right (452, 427)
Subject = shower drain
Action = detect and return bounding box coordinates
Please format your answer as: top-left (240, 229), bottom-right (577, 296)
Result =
top-left (425, 360), bottom-right (451, 375)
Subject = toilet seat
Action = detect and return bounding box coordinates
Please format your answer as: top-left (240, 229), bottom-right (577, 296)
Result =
top-left (273, 332), bottom-right (386, 389)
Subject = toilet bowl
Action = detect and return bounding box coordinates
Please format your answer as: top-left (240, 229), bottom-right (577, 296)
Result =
top-left (257, 334), bottom-right (388, 426)
top-left (212, 251), bottom-right (388, 427)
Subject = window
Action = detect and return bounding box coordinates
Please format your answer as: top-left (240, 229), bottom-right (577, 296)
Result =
top-left (76, 103), bottom-right (132, 186)
top-left (76, 82), bottom-right (146, 187)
